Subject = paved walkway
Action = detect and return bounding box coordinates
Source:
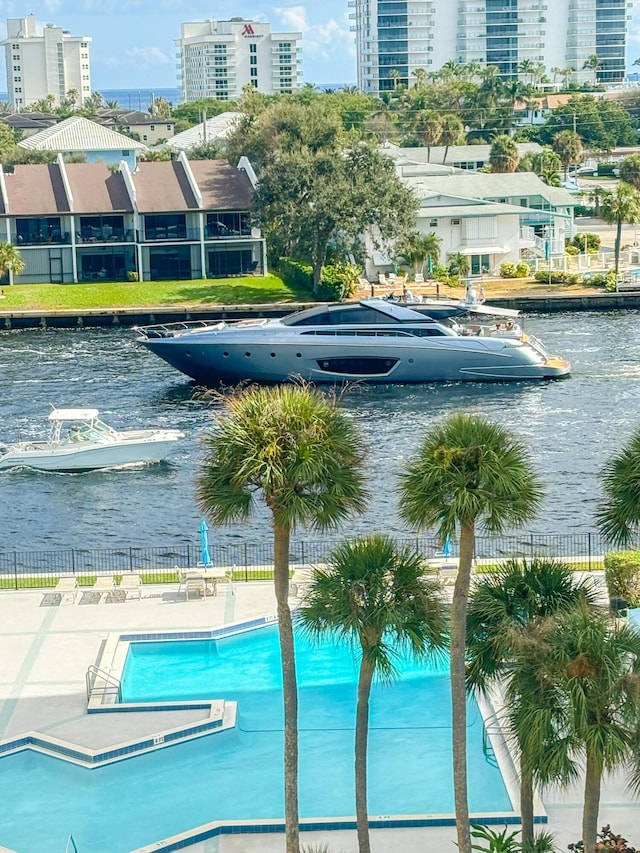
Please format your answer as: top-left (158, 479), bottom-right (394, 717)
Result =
top-left (0, 581), bottom-right (638, 853)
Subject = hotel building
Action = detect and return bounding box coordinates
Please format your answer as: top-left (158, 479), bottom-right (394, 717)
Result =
top-left (176, 19), bottom-right (302, 102)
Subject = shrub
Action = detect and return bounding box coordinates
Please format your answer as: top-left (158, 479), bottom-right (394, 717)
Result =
top-left (534, 270), bottom-right (580, 284)
top-left (568, 824), bottom-right (636, 852)
top-left (317, 261), bottom-right (361, 301)
top-left (500, 261), bottom-right (517, 278)
top-left (572, 232), bottom-right (601, 251)
top-left (515, 261), bottom-right (531, 278)
top-left (597, 163), bottom-right (616, 177)
top-left (565, 244), bottom-right (579, 256)
top-left (126, 271), bottom-right (139, 282)
top-left (277, 257), bottom-right (314, 291)
top-left (604, 269), bottom-right (618, 292)
top-left (604, 551), bottom-right (640, 607)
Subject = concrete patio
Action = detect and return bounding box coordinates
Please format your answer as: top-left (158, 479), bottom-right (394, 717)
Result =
top-left (0, 578), bottom-right (638, 853)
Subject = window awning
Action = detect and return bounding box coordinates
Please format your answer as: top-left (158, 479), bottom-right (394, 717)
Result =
top-left (457, 246), bottom-right (509, 256)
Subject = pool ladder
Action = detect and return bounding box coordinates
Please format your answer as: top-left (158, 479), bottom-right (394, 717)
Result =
top-left (85, 664), bottom-right (122, 703)
top-left (482, 721), bottom-right (500, 769)
top-left (65, 835), bottom-right (78, 852)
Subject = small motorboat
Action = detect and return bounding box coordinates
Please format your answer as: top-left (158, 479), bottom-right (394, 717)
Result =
top-left (0, 408), bottom-right (184, 472)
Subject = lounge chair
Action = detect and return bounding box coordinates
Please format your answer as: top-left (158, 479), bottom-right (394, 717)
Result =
top-left (93, 575), bottom-right (115, 601)
top-left (55, 575), bottom-right (78, 603)
top-left (120, 573), bottom-right (142, 600)
top-left (289, 566), bottom-right (314, 599)
top-left (185, 572), bottom-right (206, 600)
top-left (176, 567), bottom-right (187, 597)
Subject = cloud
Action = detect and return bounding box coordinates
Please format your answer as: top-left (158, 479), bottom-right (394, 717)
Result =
top-left (124, 46), bottom-right (171, 66)
top-left (275, 5), bottom-right (354, 60)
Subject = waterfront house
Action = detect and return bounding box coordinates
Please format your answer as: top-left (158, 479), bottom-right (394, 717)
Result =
top-left (17, 115), bottom-right (147, 169)
top-left (383, 141), bottom-right (544, 171)
top-left (95, 109), bottom-right (176, 146)
top-left (166, 112), bottom-right (241, 153)
top-left (365, 165), bottom-right (577, 280)
top-left (0, 153), bottom-right (265, 283)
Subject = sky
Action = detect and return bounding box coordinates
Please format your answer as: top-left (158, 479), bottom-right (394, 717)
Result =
top-left (0, 1), bottom-right (638, 92)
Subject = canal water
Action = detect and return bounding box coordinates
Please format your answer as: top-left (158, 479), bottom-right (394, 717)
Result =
top-left (0, 310), bottom-right (638, 552)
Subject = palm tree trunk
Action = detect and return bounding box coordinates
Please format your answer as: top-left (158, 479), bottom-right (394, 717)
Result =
top-left (615, 218), bottom-right (622, 280)
top-left (274, 523), bottom-right (300, 853)
top-left (443, 145), bottom-right (450, 165)
top-left (451, 521), bottom-right (475, 853)
top-left (427, 145), bottom-right (431, 163)
top-left (520, 758), bottom-right (534, 849)
top-left (582, 748), bottom-right (601, 853)
top-left (355, 654), bottom-right (375, 853)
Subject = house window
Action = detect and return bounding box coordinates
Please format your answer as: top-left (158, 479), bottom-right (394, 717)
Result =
top-left (250, 43), bottom-right (257, 54)
top-left (166, 124), bottom-right (171, 130)
top-left (150, 125), bottom-right (155, 131)
top-left (143, 135), bottom-right (147, 141)
top-left (250, 55), bottom-right (257, 66)
top-left (250, 66), bottom-right (258, 78)
top-left (470, 254), bottom-right (491, 275)
top-left (122, 150), bottom-right (130, 156)
top-left (429, 218), bottom-right (438, 227)
top-left (451, 219), bottom-right (461, 225)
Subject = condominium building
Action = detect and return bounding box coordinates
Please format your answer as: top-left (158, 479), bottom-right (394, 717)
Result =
top-left (2, 14), bottom-right (92, 110)
top-left (176, 19), bottom-right (302, 102)
top-left (350, 0), bottom-right (630, 94)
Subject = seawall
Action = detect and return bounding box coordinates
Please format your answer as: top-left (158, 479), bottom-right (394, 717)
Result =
top-left (1, 290), bottom-right (639, 330)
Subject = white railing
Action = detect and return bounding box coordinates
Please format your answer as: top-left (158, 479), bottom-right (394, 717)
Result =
top-left (525, 250), bottom-right (638, 274)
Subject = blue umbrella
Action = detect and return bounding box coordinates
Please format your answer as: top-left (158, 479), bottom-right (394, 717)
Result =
top-left (199, 519), bottom-right (212, 566)
top-left (440, 535), bottom-right (452, 557)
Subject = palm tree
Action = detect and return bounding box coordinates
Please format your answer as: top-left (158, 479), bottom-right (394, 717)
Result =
top-left (595, 424), bottom-right (640, 547)
top-left (618, 154), bottom-right (640, 190)
top-left (447, 251), bottom-right (470, 283)
top-left (597, 182), bottom-right (640, 279)
top-left (389, 69), bottom-right (402, 91)
top-left (518, 59), bottom-right (537, 86)
top-left (197, 384), bottom-right (368, 853)
top-left (396, 231), bottom-right (441, 277)
top-left (489, 135), bottom-right (519, 173)
top-left (582, 54), bottom-right (602, 85)
top-left (298, 535), bottom-right (447, 853)
top-left (552, 130), bottom-right (583, 180)
top-left (466, 559), bottom-right (597, 848)
top-left (544, 606), bottom-right (640, 853)
top-left (561, 67), bottom-right (574, 89)
top-left (398, 414), bottom-right (544, 853)
top-left (412, 111), bottom-right (443, 162)
top-left (440, 114), bottom-right (464, 163)
top-left (0, 243), bottom-right (25, 283)
top-left (413, 67), bottom-right (427, 88)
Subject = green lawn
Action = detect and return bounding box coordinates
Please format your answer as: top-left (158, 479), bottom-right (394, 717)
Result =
top-left (0, 275), bottom-right (312, 311)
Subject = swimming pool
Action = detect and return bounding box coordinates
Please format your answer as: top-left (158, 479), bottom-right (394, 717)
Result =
top-left (0, 624), bottom-right (513, 853)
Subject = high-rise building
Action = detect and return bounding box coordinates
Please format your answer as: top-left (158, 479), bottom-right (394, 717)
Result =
top-left (3, 15), bottom-right (92, 110)
top-left (350, 0), bottom-right (630, 94)
top-left (176, 18), bottom-right (302, 103)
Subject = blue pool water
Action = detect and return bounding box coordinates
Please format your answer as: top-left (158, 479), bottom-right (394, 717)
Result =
top-left (0, 626), bottom-right (512, 853)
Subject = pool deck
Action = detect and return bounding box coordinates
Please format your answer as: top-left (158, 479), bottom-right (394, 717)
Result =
top-left (0, 576), bottom-right (638, 853)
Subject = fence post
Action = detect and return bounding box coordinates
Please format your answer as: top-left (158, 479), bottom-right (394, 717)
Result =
top-left (301, 540), bottom-right (305, 566)
top-left (13, 551), bottom-right (17, 591)
top-left (244, 543), bottom-right (248, 582)
top-left (71, 549), bottom-right (76, 577)
top-left (129, 547), bottom-right (133, 573)
top-left (588, 532), bottom-right (592, 572)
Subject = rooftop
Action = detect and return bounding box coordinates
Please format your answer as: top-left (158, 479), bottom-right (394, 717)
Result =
top-left (18, 116), bottom-right (147, 152)
top-left (166, 112), bottom-right (241, 151)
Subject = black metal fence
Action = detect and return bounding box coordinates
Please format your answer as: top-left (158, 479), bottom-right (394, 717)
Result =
top-left (0, 531), bottom-right (626, 590)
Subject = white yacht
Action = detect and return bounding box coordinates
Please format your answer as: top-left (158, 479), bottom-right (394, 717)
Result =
top-left (135, 299), bottom-right (570, 385)
top-left (0, 409), bottom-right (184, 472)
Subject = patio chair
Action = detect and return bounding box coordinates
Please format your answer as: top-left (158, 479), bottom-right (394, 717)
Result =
top-left (93, 575), bottom-right (115, 601)
top-left (176, 567), bottom-right (187, 597)
top-left (414, 272), bottom-right (425, 284)
top-left (289, 566), bottom-right (314, 599)
top-left (120, 573), bottom-right (142, 600)
top-left (55, 575), bottom-right (78, 603)
top-left (185, 572), bottom-right (206, 600)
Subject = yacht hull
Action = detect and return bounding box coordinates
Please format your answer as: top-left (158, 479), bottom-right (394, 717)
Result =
top-left (141, 335), bottom-right (570, 384)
